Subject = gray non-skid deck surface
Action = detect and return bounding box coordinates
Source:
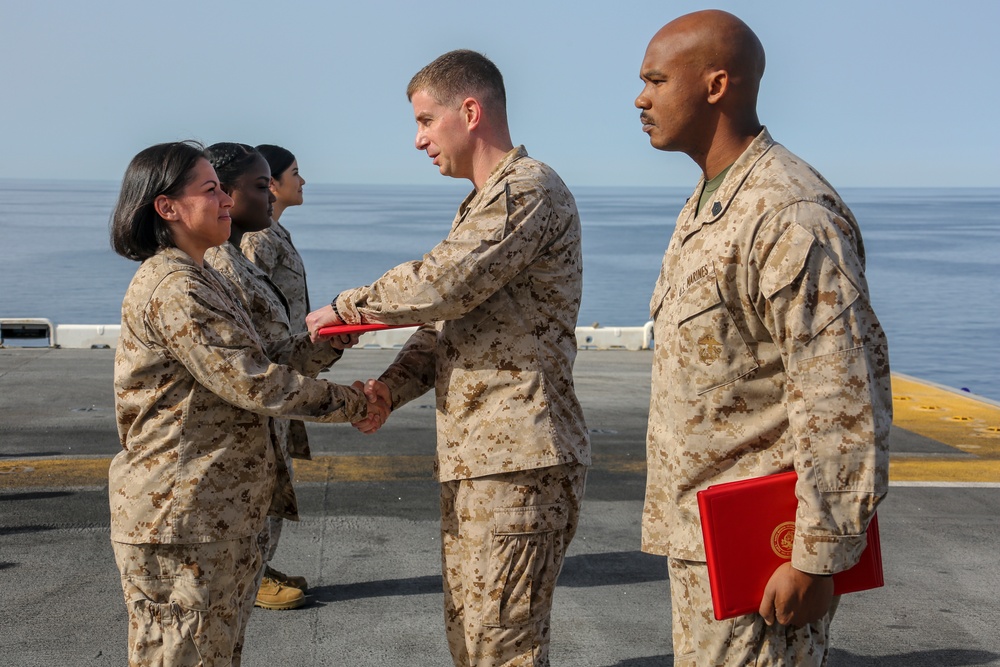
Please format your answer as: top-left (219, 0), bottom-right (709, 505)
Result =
top-left (1, 348), bottom-right (998, 666)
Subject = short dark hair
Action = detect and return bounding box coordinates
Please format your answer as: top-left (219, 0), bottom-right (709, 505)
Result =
top-left (407, 49), bottom-right (506, 116)
top-left (205, 142), bottom-right (261, 191)
top-left (255, 144), bottom-right (296, 182)
top-left (110, 141), bottom-right (206, 262)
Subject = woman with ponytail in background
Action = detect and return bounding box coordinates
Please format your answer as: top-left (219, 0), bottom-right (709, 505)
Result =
top-left (242, 144), bottom-right (310, 329)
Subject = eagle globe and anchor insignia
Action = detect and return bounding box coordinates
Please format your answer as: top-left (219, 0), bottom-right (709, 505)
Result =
top-left (770, 521), bottom-right (796, 559)
top-left (697, 333), bottom-right (723, 365)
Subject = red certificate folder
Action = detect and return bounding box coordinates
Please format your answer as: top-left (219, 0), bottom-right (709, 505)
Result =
top-left (697, 470), bottom-right (884, 620)
top-left (317, 323), bottom-right (419, 337)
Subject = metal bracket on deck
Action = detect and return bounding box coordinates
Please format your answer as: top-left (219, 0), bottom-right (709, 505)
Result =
top-left (0, 318), bottom-right (55, 347)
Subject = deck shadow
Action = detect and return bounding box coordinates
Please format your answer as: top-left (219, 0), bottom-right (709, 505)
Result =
top-left (607, 657), bottom-right (673, 666)
top-left (559, 550), bottom-right (666, 587)
top-left (0, 524), bottom-right (59, 536)
top-left (0, 490), bottom-right (77, 502)
top-left (306, 550), bottom-right (666, 605)
top-left (0, 451), bottom-right (65, 459)
top-left (308, 574), bottom-right (443, 603)
top-left (831, 648), bottom-right (1000, 666)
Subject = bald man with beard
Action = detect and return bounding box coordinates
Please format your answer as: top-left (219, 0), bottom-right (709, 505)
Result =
top-left (635, 10), bottom-right (891, 665)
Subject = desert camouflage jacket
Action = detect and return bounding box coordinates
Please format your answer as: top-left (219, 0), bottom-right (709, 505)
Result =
top-left (334, 146), bottom-right (591, 482)
top-left (642, 129), bottom-right (891, 574)
top-left (241, 221), bottom-right (310, 333)
top-left (206, 242), bottom-right (339, 516)
top-left (111, 247), bottom-right (369, 544)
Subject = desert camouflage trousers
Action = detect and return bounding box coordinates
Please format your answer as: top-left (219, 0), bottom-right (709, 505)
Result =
top-left (261, 419), bottom-right (296, 564)
top-left (668, 558), bottom-right (839, 666)
top-left (261, 516), bottom-right (284, 562)
top-left (440, 462), bottom-right (587, 667)
top-left (112, 537), bottom-right (262, 667)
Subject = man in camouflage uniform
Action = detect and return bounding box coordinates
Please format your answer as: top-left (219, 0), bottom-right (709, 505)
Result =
top-left (306, 50), bottom-right (590, 667)
top-left (634, 11), bottom-right (891, 665)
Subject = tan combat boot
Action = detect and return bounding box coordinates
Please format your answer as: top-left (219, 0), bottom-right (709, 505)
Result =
top-left (255, 575), bottom-right (306, 610)
top-left (264, 564), bottom-right (308, 592)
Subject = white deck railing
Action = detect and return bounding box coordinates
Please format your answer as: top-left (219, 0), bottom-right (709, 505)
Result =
top-left (1, 319), bottom-right (654, 351)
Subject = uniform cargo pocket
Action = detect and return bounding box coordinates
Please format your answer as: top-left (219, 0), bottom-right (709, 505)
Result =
top-left (123, 574), bottom-right (211, 611)
top-left (482, 503), bottom-right (569, 628)
top-left (122, 575), bottom-right (210, 664)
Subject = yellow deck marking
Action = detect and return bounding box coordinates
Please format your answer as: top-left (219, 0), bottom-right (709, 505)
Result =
top-left (1, 458), bottom-right (108, 488)
top-left (294, 455), bottom-right (435, 482)
top-left (3, 452), bottom-right (998, 488)
top-left (4, 374), bottom-right (999, 489)
top-left (888, 458), bottom-right (1000, 484)
top-left (891, 374), bottom-right (1000, 458)
top-left (0, 455), bottom-right (441, 490)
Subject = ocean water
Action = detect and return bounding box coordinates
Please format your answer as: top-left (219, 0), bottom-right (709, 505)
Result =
top-left (1, 180), bottom-right (997, 401)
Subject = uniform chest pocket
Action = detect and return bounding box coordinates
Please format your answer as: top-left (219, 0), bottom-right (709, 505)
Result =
top-left (674, 276), bottom-right (759, 394)
top-left (454, 188), bottom-right (509, 244)
top-left (280, 259), bottom-right (306, 278)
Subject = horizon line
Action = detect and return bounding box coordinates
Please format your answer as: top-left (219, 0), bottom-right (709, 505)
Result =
top-left (0, 177), bottom-right (997, 191)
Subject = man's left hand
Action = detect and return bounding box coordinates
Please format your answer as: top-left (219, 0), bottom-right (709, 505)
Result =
top-left (306, 304), bottom-right (344, 341)
top-left (759, 562), bottom-right (835, 627)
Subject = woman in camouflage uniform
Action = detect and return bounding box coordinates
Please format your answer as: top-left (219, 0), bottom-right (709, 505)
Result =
top-left (205, 143), bottom-right (343, 611)
top-left (240, 144), bottom-right (310, 329)
top-left (108, 142), bottom-right (381, 666)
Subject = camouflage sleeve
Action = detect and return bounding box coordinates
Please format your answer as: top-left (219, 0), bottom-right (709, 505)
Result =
top-left (148, 272), bottom-right (369, 424)
top-left (756, 206), bottom-right (891, 575)
top-left (334, 182), bottom-right (565, 325)
top-left (264, 331), bottom-right (344, 378)
top-left (377, 324), bottom-right (438, 408)
top-left (208, 247), bottom-right (340, 377)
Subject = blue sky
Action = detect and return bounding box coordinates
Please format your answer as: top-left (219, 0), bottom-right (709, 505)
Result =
top-left (2, 0), bottom-right (998, 188)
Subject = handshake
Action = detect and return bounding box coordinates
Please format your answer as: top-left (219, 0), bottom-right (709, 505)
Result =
top-left (350, 379), bottom-right (392, 435)
top-left (323, 331), bottom-right (393, 434)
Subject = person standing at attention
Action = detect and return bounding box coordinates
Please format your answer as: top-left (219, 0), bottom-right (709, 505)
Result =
top-left (635, 10), bottom-right (891, 665)
top-left (240, 146), bottom-right (315, 604)
top-left (242, 144), bottom-right (311, 330)
top-left (205, 143), bottom-right (356, 612)
top-left (305, 49), bottom-right (590, 667)
top-left (241, 145), bottom-right (316, 602)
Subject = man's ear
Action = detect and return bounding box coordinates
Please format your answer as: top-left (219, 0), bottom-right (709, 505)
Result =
top-left (706, 69), bottom-right (729, 104)
top-left (153, 194), bottom-right (179, 221)
top-left (461, 97), bottom-right (483, 131)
